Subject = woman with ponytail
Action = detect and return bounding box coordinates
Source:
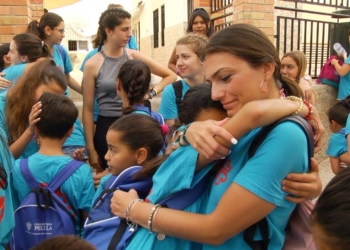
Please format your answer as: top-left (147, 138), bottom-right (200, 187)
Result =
top-left (82, 8), bottom-right (176, 182)
top-left (110, 24), bottom-right (324, 250)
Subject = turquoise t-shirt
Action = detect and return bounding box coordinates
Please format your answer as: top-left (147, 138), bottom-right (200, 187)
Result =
top-left (80, 49), bottom-right (99, 122)
top-left (0, 64), bottom-right (27, 95)
top-left (92, 173), bottom-right (111, 206)
top-left (326, 128), bottom-right (347, 157)
top-left (12, 153), bottom-right (95, 234)
top-left (63, 119), bottom-right (86, 148)
top-left (338, 56), bottom-right (350, 99)
top-left (0, 126), bottom-right (15, 250)
top-left (126, 147), bottom-right (210, 250)
top-left (345, 114), bottom-right (350, 137)
top-left (202, 122), bottom-right (308, 249)
top-left (158, 79), bottom-right (190, 120)
top-left (53, 45), bottom-right (73, 97)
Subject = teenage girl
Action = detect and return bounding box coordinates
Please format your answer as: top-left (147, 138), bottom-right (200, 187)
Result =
top-left (82, 8), bottom-right (176, 179)
top-left (159, 33), bottom-right (208, 126)
top-left (326, 97), bottom-right (350, 174)
top-left (0, 59), bottom-right (67, 159)
top-left (331, 50), bottom-right (350, 100)
top-left (281, 51), bottom-right (316, 105)
top-left (168, 8), bottom-right (213, 73)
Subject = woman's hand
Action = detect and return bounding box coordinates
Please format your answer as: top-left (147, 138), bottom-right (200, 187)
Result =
top-left (0, 73), bottom-right (11, 90)
top-left (88, 149), bottom-right (102, 172)
top-left (28, 101), bottom-right (42, 134)
top-left (186, 118), bottom-right (232, 161)
top-left (93, 168), bottom-right (110, 188)
top-left (71, 148), bottom-right (86, 161)
top-left (110, 189), bottom-right (139, 218)
top-left (282, 158), bottom-right (322, 203)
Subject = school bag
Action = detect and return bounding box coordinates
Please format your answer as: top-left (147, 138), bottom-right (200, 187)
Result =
top-left (10, 159), bottom-right (84, 250)
top-left (243, 115), bottom-right (316, 250)
top-left (133, 104), bottom-right (165, 126)
top-left (172, 80), bottom-right (183, 113)
top-left (84, 165), bottom-right (209, 250)
top-left (316, 55), bottom-right (343, 89)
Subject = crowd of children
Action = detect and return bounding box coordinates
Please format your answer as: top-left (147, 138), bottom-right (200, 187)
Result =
top-left (0, 4), bottom-right (350, 250)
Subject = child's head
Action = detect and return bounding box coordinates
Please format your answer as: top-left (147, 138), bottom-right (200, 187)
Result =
top-left (117, 60), bottom-right (151, 114)
top-left (105, 114), bottom-right (165, 176)
top-left (176, 33), bottom-right (208, 79)
top-left (179, 83), bottom-right (227, 123)
top-left (9, 33), bottom-right (49, 65)
top-left (36, 92), bottom-right (78, 140)
top-left (6, 58), bottom-right (67, 142)
top-left (30, 235), bottom-right (96, 250)
top-left (281, 51), bottom-right (307, 82)
top-left (311, 166), bottom-right (350, 250)
top-left (93, 8), bottom-right (131, 50)
top-left (0, 43), bottom-right (10, 71)
top-left (327, 96), bottom-right (350, 133)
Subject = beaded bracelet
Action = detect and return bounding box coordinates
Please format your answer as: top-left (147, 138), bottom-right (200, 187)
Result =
top-left (286, 96), bottom-right (304, 115)
top-left (125, 198), bottom-right (143, 221)
top-left (148, 204), bottom-right (161, 233)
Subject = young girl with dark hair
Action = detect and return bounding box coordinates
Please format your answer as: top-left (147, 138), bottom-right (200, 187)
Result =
top-left (83, 8), bottom-right (176, 182)
top-left (0, 43), bottom-right (10, 72)
top-left (326, 96), bottom-right (350, 174)
top-left (168, 8), bottom-right (213, 73)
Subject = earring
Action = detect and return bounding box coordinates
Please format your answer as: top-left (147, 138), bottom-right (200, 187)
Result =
top-left (259, 78), bottom-right (269, 93)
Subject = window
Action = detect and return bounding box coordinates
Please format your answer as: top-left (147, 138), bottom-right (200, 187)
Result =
top-left (68, 40), bottom-right (88, 51)
top-left (153, 9), bottom-right (159, 48)
top-left (161, 5), bottom-right (165, 46)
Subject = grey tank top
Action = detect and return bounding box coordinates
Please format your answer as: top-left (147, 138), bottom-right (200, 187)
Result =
top-left (95, 49), bottom-right (129, 117)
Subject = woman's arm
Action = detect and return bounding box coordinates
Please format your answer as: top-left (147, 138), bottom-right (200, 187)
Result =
top-left (66, 73), bottom-right (83, 95)
top-left (10, 101), bottom-right (41, 159)
top-left (130, 50), bottom-right (177, 94)
top-left (82, 61), bottom-right (101, 171)
top-left (332, 59), bottom-right (350, 76)
top-left (111, 184), bottom-right (275, 245)
top-left (168, 48), bottom-right (178, 74)
top-left (299, 76), bottom-right (316, 105)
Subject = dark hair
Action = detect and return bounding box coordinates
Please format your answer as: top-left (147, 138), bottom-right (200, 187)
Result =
top-left (118, 60), bottom-right (151, 115)
top-left (30, 235), bottom-right (96, 250)
top-left (109, 114), bottom-right (164, 178)
top-left (92, 8), bottom-right (131, 50)
top-left (6, 58), bottom-right (67, 142)
top-left (327, 96), bottom-right (350, 126)
top-left (27, 12), bottom-right (64, 40)
top-left (0, 131), bottom-right (12, 190)
top-left (311, 166), bottom-right (350, 249)
top-left (12, 33), bottom-right (50, 62)
top-left (179, 83), bottom-right (225, 124)
top-left (187, 8), bottom-right (214, 38)
top-left (204, 24), bottom-right (304, 98)
top-left (36, 92), bottom-right (78, 139)
top-left (0, 43), bottom-right (10, 72)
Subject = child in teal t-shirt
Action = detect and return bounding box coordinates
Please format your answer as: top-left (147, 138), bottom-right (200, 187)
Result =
top-left (327, 97), bottom-right (350, 174)
top-left (11, 93), bottom-right (94, 239)
top-left (332, 53), bottom-right (350, 99)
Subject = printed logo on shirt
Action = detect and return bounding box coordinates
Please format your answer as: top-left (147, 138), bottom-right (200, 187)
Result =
top-left (0, 196), bottom-right (4, 222)
top-left (214, 159), bottom-right (232, 186)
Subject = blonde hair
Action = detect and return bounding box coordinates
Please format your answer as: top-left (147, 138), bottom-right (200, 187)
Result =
top-left (176, 33), bottom-right (209, 60)
top-left (282, 50), bottom-right (307, 83)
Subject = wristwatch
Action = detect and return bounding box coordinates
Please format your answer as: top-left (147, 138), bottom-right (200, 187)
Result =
top-left (149, 88), bottom-right (157, 98)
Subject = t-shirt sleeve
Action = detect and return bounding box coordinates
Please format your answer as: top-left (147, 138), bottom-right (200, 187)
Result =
top-left (62, 46), bottom-right (73, 74)
top-left (327, 134), bottom-right (347, 157)
top-left (234, 122), bottom-right (308, 208)
top-left (158, 84), bottom-right (178, 120)
top-left (73, 164), bottom-right (95, 212)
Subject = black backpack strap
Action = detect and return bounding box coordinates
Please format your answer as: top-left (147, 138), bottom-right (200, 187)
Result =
top-left (172, 80), bottom-right (183, 113)
top-left (244, 115), bottom-right (314, 249)
top-left (107, 219), bottom-right (128, 250)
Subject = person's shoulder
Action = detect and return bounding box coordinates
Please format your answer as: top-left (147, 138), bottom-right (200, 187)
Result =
top-left (85, 52), bottom-right (103, 69)
top-left (86, 48), bottom-right (99, 58)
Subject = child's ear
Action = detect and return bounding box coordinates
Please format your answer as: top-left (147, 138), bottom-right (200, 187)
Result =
top-left (135, 148), bottom-right (148, 165)
top-left (65, 125), bottom-right (74, 138)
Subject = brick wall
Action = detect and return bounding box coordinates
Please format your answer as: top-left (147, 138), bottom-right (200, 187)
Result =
top-left (0, 0), bottom-right (44, 44)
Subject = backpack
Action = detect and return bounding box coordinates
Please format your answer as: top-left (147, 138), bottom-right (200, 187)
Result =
top-left (172, 80), bottom-right (183, 113)
top-left (84, 166), bottom-right (209, 250)
top-left (10, 159), bottom-right (84, 250)
top-left (316, 55), bottom-right (343, 89)
top-left (243, 115), bottom-right (316, 250)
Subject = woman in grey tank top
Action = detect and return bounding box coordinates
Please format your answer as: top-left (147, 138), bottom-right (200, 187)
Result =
top-left (82, 8), bottom-right (177, 183)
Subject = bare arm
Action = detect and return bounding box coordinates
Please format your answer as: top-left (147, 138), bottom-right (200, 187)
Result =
top-left (329, 157), bottom-right (341, 175)
top-left (332, 60), bottom-right (350, 76)
top-left (130, 50), bottom-right (177, 94)
top-left (66, 73), bottom-right (83, 95)
top-left (339, 134), bottom-right (350, 164)
top-left (82, 61), bottom-right (101, 170)
top-left (112, 183), bottom-right (274, 245)
top-left (168, 48), bottom-right (178, 74)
